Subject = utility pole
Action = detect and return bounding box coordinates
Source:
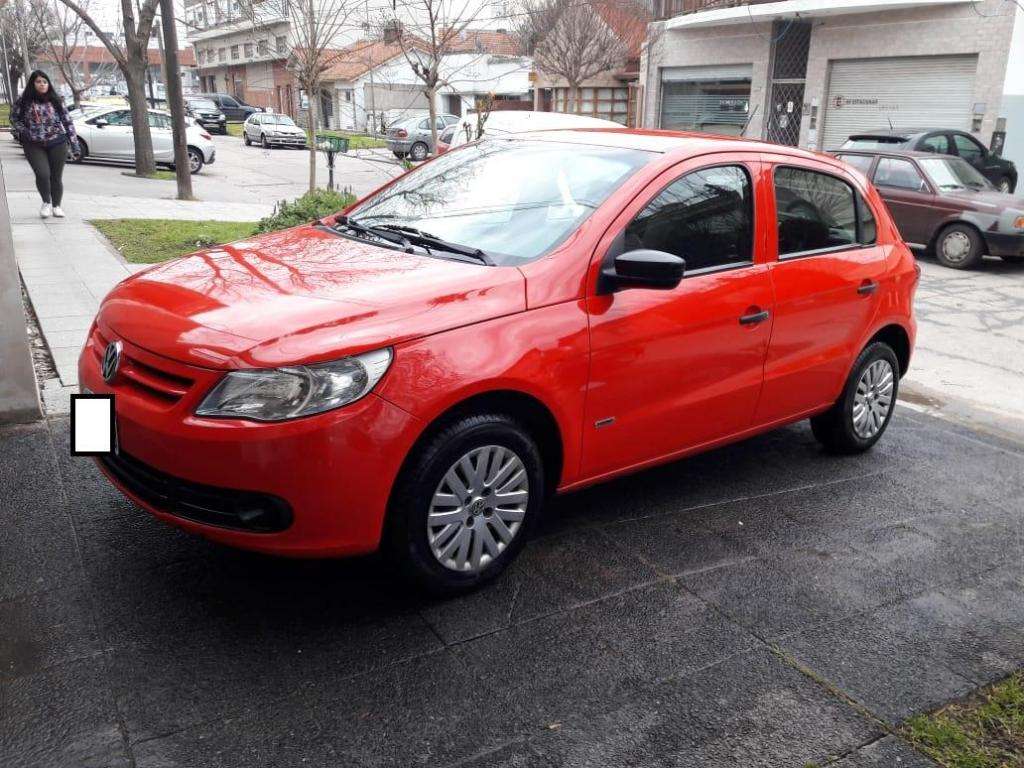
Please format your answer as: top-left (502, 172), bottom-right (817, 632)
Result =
top-left (160, 0), bottom-right (193, 200)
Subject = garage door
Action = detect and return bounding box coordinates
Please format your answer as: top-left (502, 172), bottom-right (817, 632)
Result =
top-left (660, 64), bottom-right (753, 136)
top-left (821, 55), bottom-right (977, 150)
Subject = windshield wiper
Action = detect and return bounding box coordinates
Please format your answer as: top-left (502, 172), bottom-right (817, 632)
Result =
top-left (372, 224), bottom-right (495, 266)
top-left (333, 216), bottom-right (412, 251)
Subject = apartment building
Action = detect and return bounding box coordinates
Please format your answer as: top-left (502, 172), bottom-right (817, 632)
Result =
top-left (643, 0), bottom-right (1018, 151)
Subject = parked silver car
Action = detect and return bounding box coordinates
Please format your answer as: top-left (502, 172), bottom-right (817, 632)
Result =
top-left (69, 106), bottom-right (216, 173)
top-left (243, 113), bottom-right (307, 148)
top-left (386, 114), bottom-right (460, 161)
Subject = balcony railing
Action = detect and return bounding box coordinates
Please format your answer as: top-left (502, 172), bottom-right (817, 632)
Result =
top-left (654, 0), bottom-right (779, 21)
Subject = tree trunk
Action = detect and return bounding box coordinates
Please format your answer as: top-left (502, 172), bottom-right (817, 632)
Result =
top-left (160, 0), bottom-right (192, 200)
top-left (426, 83), bottom-right (437, 160)
top-left (125, 65), bottom-right (156, 176)
top-left (306, 89), bottom-right (317, 192)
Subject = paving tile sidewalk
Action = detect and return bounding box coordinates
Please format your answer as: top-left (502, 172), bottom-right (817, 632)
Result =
top-left (0, 140), bottom-right (274, 399)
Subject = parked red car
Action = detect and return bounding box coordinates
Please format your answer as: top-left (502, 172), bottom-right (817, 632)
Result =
top-left (80, 130), bottom-right (918, 593)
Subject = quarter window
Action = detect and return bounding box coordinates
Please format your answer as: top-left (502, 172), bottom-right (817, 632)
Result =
top-left (874, 158), bottom-right (927, 192)
top-left (837, 154), bottom-right (874, 175)
top-left (624, 165), bottom-right (754, 273)
top-left (775, 167), bottom-right (858, 256)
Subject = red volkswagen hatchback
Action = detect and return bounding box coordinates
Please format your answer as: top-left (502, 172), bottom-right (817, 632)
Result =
top-left (80, 130), bottom-right (918, 593)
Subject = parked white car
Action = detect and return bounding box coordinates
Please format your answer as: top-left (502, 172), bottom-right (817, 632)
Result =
top-left (446, 111), bottom-right (623, 150)
top-left (242, 113), bottom-right (307, 148)
top-left (70, 106), bottom-right (217, 174)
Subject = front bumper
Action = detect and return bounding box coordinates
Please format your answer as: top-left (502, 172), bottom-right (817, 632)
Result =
top-left (266, 134), bottom-right (307, 147)
top-left (985, 231), bottom-right (1024, 258)
top-left (79, 324), bottom-right (421, 557)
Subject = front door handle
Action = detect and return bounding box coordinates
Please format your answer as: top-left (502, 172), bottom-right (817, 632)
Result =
top-left (739, 310), bottom-right (770, 326)
top-left (857, 281), bottom-right (878, 296)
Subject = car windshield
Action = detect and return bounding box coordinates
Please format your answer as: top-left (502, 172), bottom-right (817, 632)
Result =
top-left (345, 139), bottom-right (654, 265)
top-left (917, 156), bottom-right (992, 191)
top-left (263, 114), bottom-right (296, 126)
top-left (841, 137), bottom-right (907, 150)
top-left (189, 99), bottom-right (218, 110)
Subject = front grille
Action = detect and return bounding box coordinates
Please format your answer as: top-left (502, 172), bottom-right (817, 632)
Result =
top-left (91, 328), bottom-right (194, 404)
top-left (100, 450), bottom-right (293, 533)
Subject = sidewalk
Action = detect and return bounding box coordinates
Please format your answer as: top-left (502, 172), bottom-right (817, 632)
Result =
top-left (0, 139), bottom-right (275, 411)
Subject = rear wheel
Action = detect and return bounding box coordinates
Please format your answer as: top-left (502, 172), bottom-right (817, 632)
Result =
top-left (243, 131), bottom-right (251, 145)
top-left (409, 142), bottom-right (429, 161)
top-left (935, 224), bottom-right (984, 270)
top-left (386, 413), bottom-right (544, 595)
top-left (811, 342), bottom-right (899, 454)
top-left (392, 150), bottom-right (406, 159)
top-left (187, 147), bottom-right (203, 174)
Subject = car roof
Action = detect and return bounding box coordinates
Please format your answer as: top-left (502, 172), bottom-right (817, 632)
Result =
top-left (510, 127), bottom-right (841, 162)
top-left (834, 147), bottom-right (954, 160)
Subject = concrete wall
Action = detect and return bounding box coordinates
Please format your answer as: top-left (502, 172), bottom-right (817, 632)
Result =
top-left (802, 0), bottom-right (1017, 149)
top-left (0, 160), bottom-right (41, 424)
top-left (640, 19), bottom-right (774, 137)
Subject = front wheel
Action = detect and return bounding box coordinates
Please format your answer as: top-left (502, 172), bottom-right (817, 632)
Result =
top-left (386, 413), bottom-right (544, 595)
top-left (261, 134), bottom-right (270, 149)
top-left (811, 342), bottom-right (899, 454)
top-left (68, 139), bottom-right (87, 163)
top-left (243, 132), bottom-right (251, 146)
top-left (997, 176), bottom-right (1014, 194)
top-left (187, 147), bottom-right (203, 174)
top-left (935, 224), bottom-right (984, 269)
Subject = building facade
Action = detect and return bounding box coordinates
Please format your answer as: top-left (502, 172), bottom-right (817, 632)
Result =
top-left (643, 0), bottom-right (1018, 152)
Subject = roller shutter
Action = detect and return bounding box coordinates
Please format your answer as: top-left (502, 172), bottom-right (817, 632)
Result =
top-left (821, 55), bottom-right (977, 150)
top-left (660, 64), bottom-right (753, 135)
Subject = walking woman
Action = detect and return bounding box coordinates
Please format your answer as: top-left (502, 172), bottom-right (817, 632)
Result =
top-left (10, 71), bottom-right (79, 219)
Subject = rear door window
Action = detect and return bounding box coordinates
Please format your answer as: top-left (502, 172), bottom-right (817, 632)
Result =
top-left (774, 167), bottom-right (859, 256)
top-left (873, 158), bottom-right (928, 192)
top-left (952, 133), bottom-right (985, 163)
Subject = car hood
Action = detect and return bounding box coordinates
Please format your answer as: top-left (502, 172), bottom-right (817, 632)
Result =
top-left (942, 188), bottom-right (1023, 209)
top-left (97, 225), bottom-right (527, 370)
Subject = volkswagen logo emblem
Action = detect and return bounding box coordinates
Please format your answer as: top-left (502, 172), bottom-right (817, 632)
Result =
top-left (101, 341), bottom-right (123, 384)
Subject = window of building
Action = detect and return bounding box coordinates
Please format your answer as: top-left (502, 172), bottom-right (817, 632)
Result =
top-left (775, 167), bottom-right (859, 256)
top-left (625, 165), bottom-right (754, 273)
top-left (231, 45), bottom-right (239, 60)
top-left (257, 39), bottom-right (269, 55)
top-left (276, 35), bottom-right (287, 54)
top-left (873, 157), bottom-right (927, 192)
top-left (244, 42), bottom-right (254, 58)
top-left (218, 47), bottom-right (226, 62)
top-left (552, 86), bottom-right (630, 125)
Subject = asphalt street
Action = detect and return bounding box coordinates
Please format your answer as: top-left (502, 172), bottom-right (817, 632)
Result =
top-left (1, 407), bottom-right (1022, 767)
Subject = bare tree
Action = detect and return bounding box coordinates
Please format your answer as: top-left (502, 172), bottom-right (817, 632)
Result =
top-left (0, 0), bottom-right (50, 97)
top-left (515, 0), bottom-right (626, 114)
top-left (55, 0), bottom-right (161, 176)
top-left (29, 0), bottom-right (91, 108)
top-left (241, 0), bottom-right (358, 192)
top-left (391, 0), bottom-right (487, 156)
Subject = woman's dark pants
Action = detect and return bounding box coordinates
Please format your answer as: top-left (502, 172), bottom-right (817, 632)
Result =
top-left (24, 142), bottom-right (67, 206)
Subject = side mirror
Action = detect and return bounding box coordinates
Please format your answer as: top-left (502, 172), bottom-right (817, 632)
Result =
top-left (601, 249), bottom-right (685, 293)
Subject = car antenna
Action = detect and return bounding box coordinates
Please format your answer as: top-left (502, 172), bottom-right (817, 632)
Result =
top-left (887, 117), bottom-right (895, 131)
top-left (741, 103), bottom-right (760, 138)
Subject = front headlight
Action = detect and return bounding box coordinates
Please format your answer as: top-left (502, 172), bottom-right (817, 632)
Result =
top-left (1014, 215), bottom-right (1024, 231)
top-left (196, 348), bottom-right (393, 421)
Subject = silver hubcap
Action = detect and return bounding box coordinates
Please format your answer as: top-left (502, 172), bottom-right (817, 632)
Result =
top-left (999, 180), bottom-right (1011, 193)
top-left (427, 445), bottom-right (529, 573)
top-left (189, 152), bottom-right (200, 172)
top-left (852, 359), bottom-right (894, 439)
top-left (941, 231), bottom-right (972, 263)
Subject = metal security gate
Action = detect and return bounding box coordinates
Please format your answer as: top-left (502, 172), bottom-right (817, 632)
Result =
top-left (660, 64), bottom-right (753, 136)
top-left (766, 20), bottom-right (811, 146)
top-left (821, 55), bottom-right (978, 151)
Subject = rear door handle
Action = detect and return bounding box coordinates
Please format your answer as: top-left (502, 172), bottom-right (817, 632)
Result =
top-left (739, 310), bottom-right (770, 326)
top-left (857, 281), bottom-right (878, 296)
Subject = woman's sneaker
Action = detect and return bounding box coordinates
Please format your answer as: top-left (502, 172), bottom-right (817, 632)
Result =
top-left (52, 206), bottom-right (65, 218)
top-left (40, 203), bottom-right (52, 218)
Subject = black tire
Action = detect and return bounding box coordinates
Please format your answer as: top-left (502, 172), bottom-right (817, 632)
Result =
top-left (934, 223), bottom-right (984, 270)
top-left (1000, 255), bottom-right (1024, 263)
top-left (409, 142), bottom-right (428, 162)
top-left (187, 147), bottom-right (203, 174)
top-left (393, 150), bottom-right (406, 159)
top-left (386, 413), bottom-right (544, 596)
top-left (243, 132), bottom-right (251, 145)
top-left (811, 342), bottom-right (900, 455)
top-left (261, 134), bottom-right (270, 149)
top-left (997, 176), bottom-right (1014, 194)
